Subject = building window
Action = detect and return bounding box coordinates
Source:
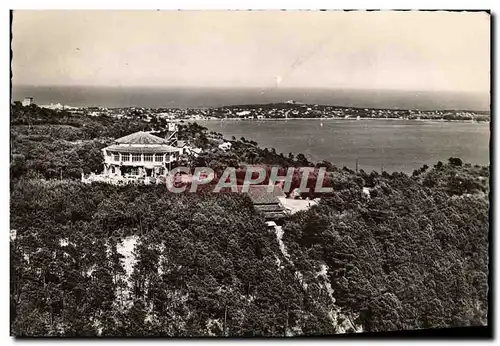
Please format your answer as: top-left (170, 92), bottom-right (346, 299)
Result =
top-left (130, 167), bottom-right (139, 175)
top-left (113, 153), bottom-right (120, 161)
top-left (122, 153), bottom-right (130, 162)
top-left (154, 154), bottom-right (163, 162)
top-left (144, 154), bottom-right (153, 162)
top-left (132, 154), bottom-right (141, 162)
top-left (165, 153), bottom-right (171, 161)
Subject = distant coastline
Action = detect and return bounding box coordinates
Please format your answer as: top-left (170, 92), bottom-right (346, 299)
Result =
top-left (197, 117), bottom-right (490, 123)
top-left (11, 99), bottom-right (490, 124)
top-left (12, 85), bottom-right (490, 112)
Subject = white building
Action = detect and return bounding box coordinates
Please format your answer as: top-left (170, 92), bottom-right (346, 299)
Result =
top-left (22, 97), bottom-right (34, 106)
top-left (102, 131), bottom-right (182, 178)
top-left (236, 110), bottom-right (251, 117)
top-left (82, 131), bottom-right (183, 185)
top-left (39, 103), bottom-right (78, 110)
top-left (218, 142), bottom-right (232, 151)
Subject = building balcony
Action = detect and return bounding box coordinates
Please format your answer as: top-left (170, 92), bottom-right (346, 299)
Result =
top-left (104, 156), bottom-right (177, 166)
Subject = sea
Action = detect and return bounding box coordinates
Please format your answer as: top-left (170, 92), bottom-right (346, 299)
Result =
top-left (196, 119), bottom-right (490, 174)
top-left (12, 85), bottom-right (490, 111)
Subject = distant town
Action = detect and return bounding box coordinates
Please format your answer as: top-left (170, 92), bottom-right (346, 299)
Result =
top-left (19, 96), bottom-right (490, 123)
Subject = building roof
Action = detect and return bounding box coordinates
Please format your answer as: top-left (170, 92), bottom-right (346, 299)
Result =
top-left (104, 144), bottom-right (180, 154)
top-left (238, 185), bottom-right (287, 220)
top-left (237, 184), bottom-right (285, 205)
top-left (115, 131), bottom-right (168, 145)
top-left (104, 131), bottom-right (180, 153)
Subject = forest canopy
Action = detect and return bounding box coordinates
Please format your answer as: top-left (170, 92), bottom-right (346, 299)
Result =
top-left (10, 104), bottom-right (490, 336)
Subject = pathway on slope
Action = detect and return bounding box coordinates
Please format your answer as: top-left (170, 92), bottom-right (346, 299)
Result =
top-left (116, 235), bottom-right (139, 309)
top-left (272, 224), bottom-right (362, 333)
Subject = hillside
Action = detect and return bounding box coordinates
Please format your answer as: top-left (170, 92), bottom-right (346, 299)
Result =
top-left (10, 104), bottom-right (490, 336)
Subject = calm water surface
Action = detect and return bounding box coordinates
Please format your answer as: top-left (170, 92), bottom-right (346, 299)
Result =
top-left (196, 119), bottom-right (490, 173)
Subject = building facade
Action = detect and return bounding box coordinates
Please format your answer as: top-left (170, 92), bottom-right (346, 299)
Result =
top-left (22, 97), bottom-right (34, 106)
top-left (98, 131), bottom-right (182, 183)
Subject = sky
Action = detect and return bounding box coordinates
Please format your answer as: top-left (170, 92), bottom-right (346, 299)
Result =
top-left (11, 10), bottom-right (490, 93)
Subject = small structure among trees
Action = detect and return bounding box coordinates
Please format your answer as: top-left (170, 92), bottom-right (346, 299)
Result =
top-left (240, 185), bottom-right (288, 221)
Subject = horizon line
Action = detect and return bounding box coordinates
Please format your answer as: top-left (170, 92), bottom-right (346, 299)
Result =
top-left (11, 84), bottom-right (490, 95)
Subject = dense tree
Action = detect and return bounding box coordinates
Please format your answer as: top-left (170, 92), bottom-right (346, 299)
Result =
top-left (10, 104), bottom-right (489, 336)
top-left (282, 163), bottom-right (489, 333)
top-left (10, 180), bottom-right (343, 336)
